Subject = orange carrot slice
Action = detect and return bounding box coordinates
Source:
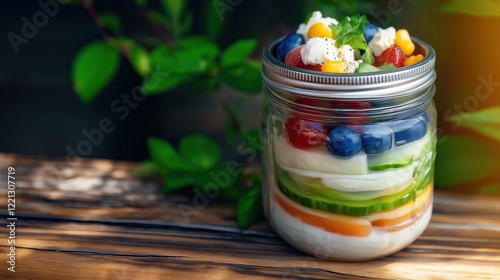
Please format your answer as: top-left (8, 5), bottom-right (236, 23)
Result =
top-left (370, 182), bottom-right (433, 228)
top-left (274, 189), bottom-right (372, 237)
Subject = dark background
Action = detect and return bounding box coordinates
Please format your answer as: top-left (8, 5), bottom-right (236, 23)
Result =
top-left (0, 0), bottom-right (423, 162)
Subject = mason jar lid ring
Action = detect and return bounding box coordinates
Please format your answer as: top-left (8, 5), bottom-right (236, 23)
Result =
top-left (262, 37), bottom-right (436, 98)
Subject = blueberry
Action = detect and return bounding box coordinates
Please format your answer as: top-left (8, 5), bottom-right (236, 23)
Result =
top-left (360, 125), bottom-right (392, 154)
top-left (363, 23), bottom-right (378, 43)
top-left (326, 126), bottom-right (362, 158)
top-left (388, 118), bottom-right (427, 146)
top-left (277, 33), bottom-right (305, 62)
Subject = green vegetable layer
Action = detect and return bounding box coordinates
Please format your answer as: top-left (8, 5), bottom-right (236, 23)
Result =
top-left (277, 165), bottom-right (434, 217)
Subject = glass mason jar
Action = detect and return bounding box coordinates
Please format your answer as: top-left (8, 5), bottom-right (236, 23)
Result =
top-left (261, 38), bottom-right (437, 261)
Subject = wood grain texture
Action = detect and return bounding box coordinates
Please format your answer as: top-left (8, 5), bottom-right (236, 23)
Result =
top-left (0, 153), bottom-right (499, 280)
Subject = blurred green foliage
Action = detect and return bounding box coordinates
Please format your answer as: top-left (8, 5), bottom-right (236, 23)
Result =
top-left (70, 0), bottom-right (379, 228)
top-left (440, 0), bottom-right (500, 17)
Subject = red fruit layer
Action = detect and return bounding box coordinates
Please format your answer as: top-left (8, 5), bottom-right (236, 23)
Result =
top-left (285, 116), bottom-right (329, 148)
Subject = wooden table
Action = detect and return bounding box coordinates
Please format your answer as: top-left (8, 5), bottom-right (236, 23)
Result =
top-left (0, 153), bottom-right (499, 280)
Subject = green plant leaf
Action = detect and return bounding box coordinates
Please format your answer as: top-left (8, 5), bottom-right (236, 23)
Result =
top-left (435, 136), bottom-right (500, 187)
top-left (222, 59), bottom-right (262, 94)
top-left (164, 170), bottom-right (196, 192)
top-left (150, 39), bottom-right (218, 75)
top-left (236, 186), bottom-right (264, 229)
top-left (192, 163), bottom-right (241, 191)
top-left (451, 107), bottom-right (500, 142)
top-left (147, 137), bottom-right (179, 171)
top-left (330, 14), bottom-right (371, 63)
top-left (221, 39), bottom-right (257, 69)
top-left (150, 44), bottom-right (172, 62)
top-left (145, 44), bottom-right (189, 94)
top-left (72, 41), bottom-right (120, 103)
top-left (330, 14), bottom-right (368, 46)
top-left (176, 36), bottom-right (220, 60)
top-left (130, 44), bottom-right (150, 77)
top-left (133, 160), bottom-right (164, 177)
top-left (161, 0), bottom-right (186, 22)
top-left (140, 73), bottom-right (188, 95)
top-left (440, 0), bottom-right (500, 17)
top-left (179, 134), bottom-right (221, 170)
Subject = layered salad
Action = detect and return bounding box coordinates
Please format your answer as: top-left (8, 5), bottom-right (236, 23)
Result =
top-left (267, 12), bottom-right (436, 260)
top-left (276, 11), bottom-right (424, 73)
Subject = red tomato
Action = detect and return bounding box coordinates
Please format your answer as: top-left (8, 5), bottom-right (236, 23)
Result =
top-left (374, 45), bottom-right (405, 68)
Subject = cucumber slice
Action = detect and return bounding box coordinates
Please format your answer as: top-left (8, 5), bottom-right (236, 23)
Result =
top-left (282, 163), bottom-right (414, 192)
top-left (278, 166), bottom-right (411, 201)
top-left (369, 155), bottom-right (414, 171)
top-left (273, 134), bottom-right (368, 175)
top-left (355, 62), bottom-right (381, 73)
top-left (367, 131), bottom-right (431, 170)
top-left (277, 167), bottom-right (434, 217)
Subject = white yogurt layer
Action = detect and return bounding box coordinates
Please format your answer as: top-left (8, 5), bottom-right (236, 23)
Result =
top-left (270, 196), bottom-right (432, 260)
top-left (273, 134), bottom-right (369, 175)
top-left (282, 163), bottom-right (414, 192)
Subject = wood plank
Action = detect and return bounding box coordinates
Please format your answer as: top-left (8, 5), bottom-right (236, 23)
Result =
top-left (0, 248), bottom-right (374, 280)
top-left (1, 153), bottom-right (500, 279)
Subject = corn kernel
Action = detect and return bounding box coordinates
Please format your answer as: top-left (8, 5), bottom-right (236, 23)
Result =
top-left (308, 22), bottom-right (333, 39)
top-left (321, 61), bottom-right (347, 73)
top-left (404, 54), bottom-right (424, 66)
top-left (395, 29), bottom-right (415, 56)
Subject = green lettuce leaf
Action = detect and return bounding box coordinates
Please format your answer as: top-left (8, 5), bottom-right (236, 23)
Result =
top-left (330, 14), bottom-right (372, 64)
